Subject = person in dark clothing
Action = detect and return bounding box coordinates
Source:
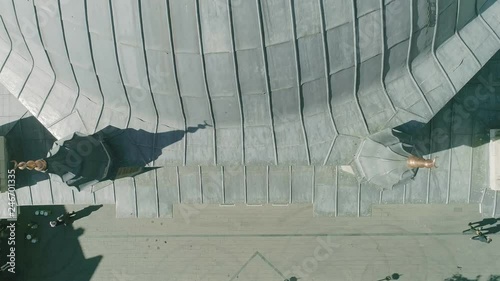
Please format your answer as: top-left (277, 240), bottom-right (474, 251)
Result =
top-left (57, 211), bottom-right (76, 224)
top-left (50, 211), bottom-right (76, 227)
top-left (49, 220), bottom-right (64, 227)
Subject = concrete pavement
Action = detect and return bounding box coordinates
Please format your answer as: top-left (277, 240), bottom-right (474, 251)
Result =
top-left (15, 203), bottom-right (500, 281)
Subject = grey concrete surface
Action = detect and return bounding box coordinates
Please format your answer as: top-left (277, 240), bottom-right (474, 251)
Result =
top-left (15, 203), bottom-right (500, 281)
top-left (1, 0), bottom-right (500, 166)
top-left (0, 0), bottom-right (500, 221)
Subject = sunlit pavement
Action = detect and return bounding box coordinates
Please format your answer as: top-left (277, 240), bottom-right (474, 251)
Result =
top-left (18, 203), bottom-right (499, 281)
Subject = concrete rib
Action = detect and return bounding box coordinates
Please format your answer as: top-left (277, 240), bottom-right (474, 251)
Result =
top-left (407, 0), bottom-right (434, 116)
top-left (176, 166), bottom-right (181, 203)
top-left (318, 0), bottom-right (338, 166)
top-left (350, 0), bottom-right (370, 135)
top-left (311, 165), bottom-right (315, 205)
top-left (468, 119), bottom-right (474, 203)
top-left (9, 0), bottom-right (35, 100)
top-left (426, 121), bottom-right (433, 204)
top-left (83, 0), bottom-right (106, 133)
top-left (288, 165), bottom-right (292, 204)
top-left (138, 0), bottom-right (160, 217)
top-left (107, 0), bottom-right (132, 128)
top-left (446, 101), bottom-right (454, 204)
top-left (199, 165), bottom-right (203, 204)
top-left (456, 0), bottom-right (482, 68)
top-left (289, 0), bottom-right (311, 165)
top-left (165, 0), bottom-right (188, 166)
top-left (56, 0), bottom-right (81, 116)
top-left (221, 165), bottom-right (225, 204)
top-left (494, 190), bottom-right (498, 217)
top-left (357, 182), bottom-right (361, 217)
top-left (476, 0), bottom-right (500, 43)
top-left (0, 16), bottom-right (12, 73)
top-left (194, 0), bottom-right (217, 165)
top-left (378, 0), bottom-right (396, 114)
top-left (266, 165), bottom-right (270, 203)
top-left (244, 165), bottom-right (247, 204)
top-left (431, 0), bottom-right (457, 95)
top-left (256, 0), bottom-right (278, 165)
top-left (226, 0), bottom-right (245, 165)
top-left (31, 2), bottom-right (58, 120)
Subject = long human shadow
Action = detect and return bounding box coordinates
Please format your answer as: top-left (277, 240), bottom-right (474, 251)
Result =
top-left (97, 122), bottom-right (209, 171)
top-left (469, 218), bottom-right (500, 229)
top-left (481, 224), bottom-right (500, 235)
top-left (0, 115), bottom-right (209, 188)
top-left (69, 205), bottom-right (103, 222)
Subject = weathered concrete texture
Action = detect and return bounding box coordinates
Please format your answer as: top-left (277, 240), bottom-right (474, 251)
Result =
top-left (1, 0), bottom-right (499, 167)
top-left (19, 203), bottom-right (500, 281)
top-left (1, 0), bottom-right (500, 219)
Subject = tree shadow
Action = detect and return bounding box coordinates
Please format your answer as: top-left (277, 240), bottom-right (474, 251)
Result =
top-left (0, 205), bottom-right (101, 281)
top-left (0, 116), bottom-right (209, 188)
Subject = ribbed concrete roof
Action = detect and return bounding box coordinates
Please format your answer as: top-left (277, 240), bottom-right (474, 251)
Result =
top-left (0, 0), bottom-right (500, 218)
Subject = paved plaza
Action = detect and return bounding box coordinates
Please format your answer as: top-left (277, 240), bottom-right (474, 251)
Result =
top-left (12, 204), bottom-right (500, 281)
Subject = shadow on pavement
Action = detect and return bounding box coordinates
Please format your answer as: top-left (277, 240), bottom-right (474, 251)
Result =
top-left (9, 205), bottom-right (101, 281)
top-left (70, 205), bottom-right (103, 223)
top-left (481, 224), bottom-right (500, 235)
top-left (376, 273), bottom-right (402, 280)
top-left (444, 274), bottom-right (500, 281)
top-left (469, 218), bottom-right (500, 229)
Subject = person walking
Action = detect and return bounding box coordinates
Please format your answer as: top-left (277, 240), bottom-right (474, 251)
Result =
top-left (471, 229), bottom-right (492, 243)
top-left (49, 211), bottom-right (76, 227)
top-left (57, 211), bottom-right (76, 224)
top-left (49, 220), bottom-right (64, 228)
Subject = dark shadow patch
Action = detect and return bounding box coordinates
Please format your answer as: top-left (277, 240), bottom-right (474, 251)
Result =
top-left (1, 205), bottom-right (101, 281)
top-left (0, 117), bottom-right (209, 188)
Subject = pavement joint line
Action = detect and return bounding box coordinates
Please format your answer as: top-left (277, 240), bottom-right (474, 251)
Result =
top-left (85, 232), bottom-right (479, 238)
top-left (228, 251), bottom-right (286, 281)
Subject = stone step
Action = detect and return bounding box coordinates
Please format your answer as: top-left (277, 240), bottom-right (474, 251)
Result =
top-left (122, 165), bottom-right (369, 219)
top-left (480, 188), bottom-right (497, 217)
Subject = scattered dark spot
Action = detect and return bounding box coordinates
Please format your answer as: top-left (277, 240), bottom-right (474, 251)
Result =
top-left (155, 239), bottom-right (158, 242)
top-left (157, 246), bottom-right (160, 250)
top-left (164, 241), bottom-right (167, 243)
